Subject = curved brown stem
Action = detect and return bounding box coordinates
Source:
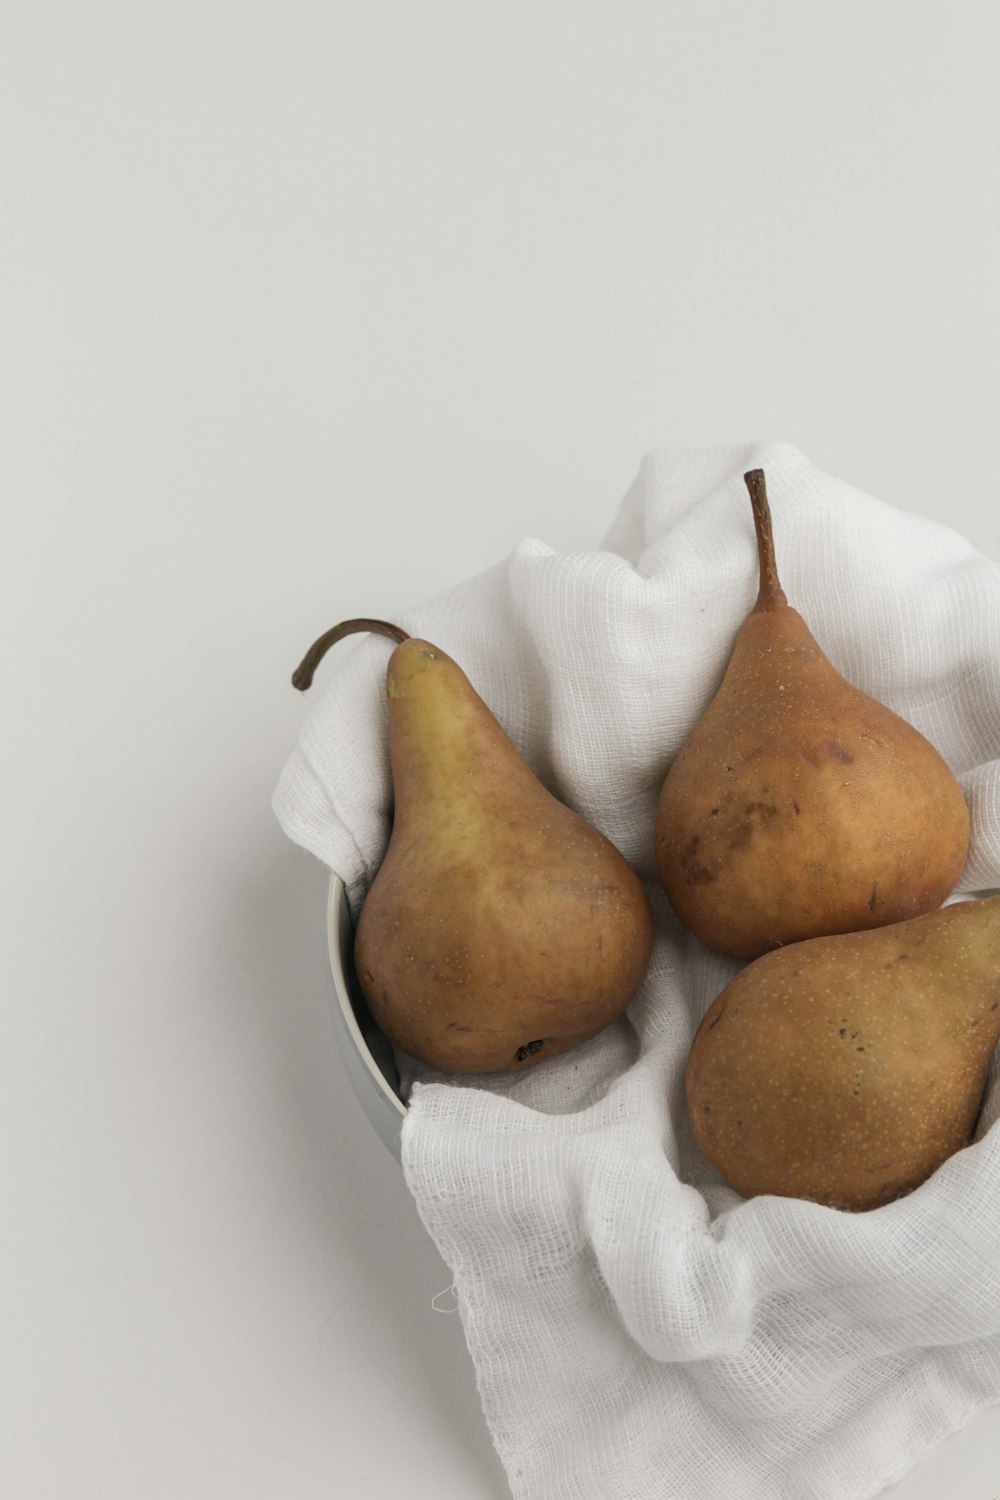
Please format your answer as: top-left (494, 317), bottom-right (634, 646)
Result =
top-left (745, 469), bottom-right (787, 610)
top-left (292, 618), bottom-right (410, 691)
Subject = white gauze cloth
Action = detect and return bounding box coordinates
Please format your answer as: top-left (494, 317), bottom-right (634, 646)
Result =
top-left (274, 442), bottom-right (1000, 1500)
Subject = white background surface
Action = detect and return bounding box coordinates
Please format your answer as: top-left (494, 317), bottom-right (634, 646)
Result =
top-left (4, 4), bottom-right (1000, 1497)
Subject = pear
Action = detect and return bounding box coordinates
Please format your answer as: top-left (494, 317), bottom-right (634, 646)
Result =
top-left (293, 620), bottom-right (654, 1073)
top-left (686, 897), bottom-right (1000, 1210)
top-left (655, 469), bottom-right (969, 959)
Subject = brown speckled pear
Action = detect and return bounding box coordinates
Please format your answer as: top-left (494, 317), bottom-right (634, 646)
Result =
top-left (687, 897), bottom-right (1000, 1210)
top-left (292, 620), bottom-right (653, 1074)
top-left (655, 470), bottom-right (969, 960)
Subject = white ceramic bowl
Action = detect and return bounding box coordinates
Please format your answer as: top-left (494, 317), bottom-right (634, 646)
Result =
top-left (326, 874), bottom-right (406, 1160)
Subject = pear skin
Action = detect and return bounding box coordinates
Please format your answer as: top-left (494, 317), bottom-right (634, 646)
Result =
top-left (656, 470), bottom-right (969, 959)
top-left (686, 897), bottom-right (1000, 1210)
top-left (293, 621), bottom-right (654, 1074)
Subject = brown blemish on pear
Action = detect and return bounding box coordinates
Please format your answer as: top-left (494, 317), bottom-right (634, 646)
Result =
top-left (293, 619), bottom-right (654, 1074)
top-left (686, 897), bottom-right (1000, 1210)
top-left (655, 470), bottom-right (970, 959)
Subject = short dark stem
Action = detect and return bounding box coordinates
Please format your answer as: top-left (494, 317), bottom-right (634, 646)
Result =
top-left (292, 618), bottom-right (410, 691)
top-left (745, 469), bottom-right (786, 609)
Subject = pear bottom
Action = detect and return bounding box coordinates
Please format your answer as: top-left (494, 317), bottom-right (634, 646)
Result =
top-left (686, 898), bottom-right (1000, 1211)
top-left (354, 856), bottom-right (653, 1075)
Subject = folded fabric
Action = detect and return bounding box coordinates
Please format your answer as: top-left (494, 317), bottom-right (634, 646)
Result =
top-left (274, 441), bottom-right (1000, 1499)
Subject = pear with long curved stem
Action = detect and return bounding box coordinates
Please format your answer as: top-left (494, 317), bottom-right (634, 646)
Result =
top-left (686, 895), bottom-right (1000, 1210)
top-left (293, 620), bottom-right (654, 1073)
top-left (655, 470), bottom-right (970, 960)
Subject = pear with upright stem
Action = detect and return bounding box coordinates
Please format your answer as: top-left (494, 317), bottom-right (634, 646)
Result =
top-left (655, 470), bottom-right (970, 959)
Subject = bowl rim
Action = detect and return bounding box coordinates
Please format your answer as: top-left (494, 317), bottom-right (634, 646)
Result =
top-left (326, 874), bottom-right (407, 1140)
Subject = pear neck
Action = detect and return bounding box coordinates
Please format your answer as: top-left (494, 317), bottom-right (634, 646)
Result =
top-left (745, 469), bottom-right (787, 612)
top-left (930, 896), bottom-right (1000, 991)
top-left (965, 893), bottom-right (1000, 951)
top-left (386, 654), bottom-right (540, 821)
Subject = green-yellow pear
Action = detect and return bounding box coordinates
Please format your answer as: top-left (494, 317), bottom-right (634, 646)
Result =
top-left (656, 470), bottom-right (969, 959)
top-left (687, 897), bottom-right (1000, 1210)
top-left (293, 620), bottom-right (654, 1073)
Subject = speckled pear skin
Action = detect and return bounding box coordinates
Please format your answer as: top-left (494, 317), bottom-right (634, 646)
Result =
top-left (353, 637), bottom-right (654, 1074)
top-left (686, 897), bottom-right (1000, 1211)
top-left (655, 471), bottom-right (969, 960)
